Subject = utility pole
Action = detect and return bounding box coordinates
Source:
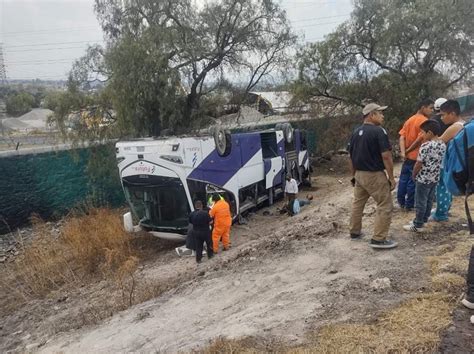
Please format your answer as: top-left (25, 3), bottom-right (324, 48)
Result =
top-left (0, 43), bottom-right (6, 84)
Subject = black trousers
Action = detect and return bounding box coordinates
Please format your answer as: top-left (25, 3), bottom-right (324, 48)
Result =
top-left (467, 245), bottom-right (474, 301)
top-left (287, 193), bottom-right (296, 215)
top-left (194, 230), bottom-right (214, 263)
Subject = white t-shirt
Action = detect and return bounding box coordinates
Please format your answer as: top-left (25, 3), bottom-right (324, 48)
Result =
top-left (285, 178), bottom-right (298, 194)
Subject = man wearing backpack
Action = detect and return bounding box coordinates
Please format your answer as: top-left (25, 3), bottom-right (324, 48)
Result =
top-left (437, 100), bottom-right (474, 318)
top-left (431, 100), bottom-right (466, 221)
top-left (397, 99), bottom-right (434, 211)
top-left (348, 103), bottom-right (397, 249)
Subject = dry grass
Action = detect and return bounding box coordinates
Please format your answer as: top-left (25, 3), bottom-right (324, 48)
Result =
top-left (431, 273), bottom-right (466, 293)
top-left (200, 336), bottom-right (287, 354)
top-left (293, 231), bottom-right (472, 354)
top-left (294, 294), bottom-right (453, 354)
top-left (427, 231), bottom-right (471, 294)
top-left (201, 230), bottom-right (472, 354)
top-left (0, 209), bottom-right (139, 313)
top-left (427, 232), bottom-right (471, 277)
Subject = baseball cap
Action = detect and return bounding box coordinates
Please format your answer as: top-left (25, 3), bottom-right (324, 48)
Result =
top-left (362, 103), bottom-right (388, 116)
top-left (434, 97), bottom-right (447, 111)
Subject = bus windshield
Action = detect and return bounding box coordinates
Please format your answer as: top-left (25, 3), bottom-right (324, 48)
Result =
top-left (123, 176), bottom-right (190, 232)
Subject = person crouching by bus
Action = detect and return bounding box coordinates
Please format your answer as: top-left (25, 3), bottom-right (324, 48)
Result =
top-left (189, 200), bottom-right (214, 263)
top-left (209, 193), bottom-right (232, 253)
top-left (284, 175), bottom-right (298, 216)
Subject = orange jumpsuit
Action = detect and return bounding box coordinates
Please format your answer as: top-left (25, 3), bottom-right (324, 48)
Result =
top-left (209, 199), bottom-right (232, 253)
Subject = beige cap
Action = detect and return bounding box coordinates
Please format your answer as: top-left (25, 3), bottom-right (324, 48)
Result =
top-left (362, 103), bottom-right (388, 116)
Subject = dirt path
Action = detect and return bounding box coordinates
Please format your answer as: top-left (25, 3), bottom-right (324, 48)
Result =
top-left (33, 170), bottom-right (472, 353)
top-left (2, 166), bottom-right (473, 353)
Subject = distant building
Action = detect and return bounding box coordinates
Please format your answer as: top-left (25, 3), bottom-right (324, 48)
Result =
top-left (215, 91), bottom-right (349, 130)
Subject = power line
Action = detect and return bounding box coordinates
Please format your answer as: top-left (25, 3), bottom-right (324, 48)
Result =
top-left (4, 45), bottom-right (96, 53)
top-left (0, 26), bottom-right (99, 37)
top-left (6, 58), bottom-right (79, 64)
top-left (8, 61), bottom-right (75, 67)
top-left (293, 19), bottom-right (348, 29)
top-left (291, 13), bottom-right (350, 23)
top-left (3, 40), bottom-right (104, 49)
top-left (284, 1), bottom-right (339, 8)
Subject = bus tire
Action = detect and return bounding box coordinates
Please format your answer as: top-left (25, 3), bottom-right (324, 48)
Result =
top-left (282, 123), bottom-right (293, 143)
top-left (213, 126), bottom-right (231, 156)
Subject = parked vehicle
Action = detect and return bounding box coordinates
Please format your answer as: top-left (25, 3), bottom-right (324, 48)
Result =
top-left (115, 123), bottom-right (311, 240)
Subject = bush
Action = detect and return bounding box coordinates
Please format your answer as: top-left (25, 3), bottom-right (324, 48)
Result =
top-left (6, 92), bottom-right (35, 117)
top-left (1, 209), bottom-right (137, 304)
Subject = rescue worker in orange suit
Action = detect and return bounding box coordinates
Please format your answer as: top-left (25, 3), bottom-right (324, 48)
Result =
top-left (209, 193), bottom-right (232, 253)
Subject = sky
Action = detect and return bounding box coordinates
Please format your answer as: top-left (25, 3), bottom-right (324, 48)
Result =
top-left (0, 0), bottom-right (353, 81)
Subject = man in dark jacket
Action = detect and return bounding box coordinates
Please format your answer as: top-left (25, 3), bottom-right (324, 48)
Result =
top-left (189, 200), bottom-right (214, 263)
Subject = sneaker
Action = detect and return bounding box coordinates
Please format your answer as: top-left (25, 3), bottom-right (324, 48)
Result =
top-left (175, 247), bottom-right (182, 257)
top-left (369, 239), bottom-right (398, 249)
top-left (350, 232), bottom-right (364, 240)
top-left (461, 298), bottom-right (474, 310)
top-left (403, 223), bottom-right (425, 232)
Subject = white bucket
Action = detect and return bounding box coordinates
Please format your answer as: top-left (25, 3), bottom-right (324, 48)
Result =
top-left (123, 212), bottom-right (134, 232)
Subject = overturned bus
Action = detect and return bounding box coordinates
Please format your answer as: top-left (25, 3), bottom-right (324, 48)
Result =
top-left (115, 123), bottom-right (311, 240)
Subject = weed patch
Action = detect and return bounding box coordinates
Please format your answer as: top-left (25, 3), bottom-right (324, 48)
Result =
top-left (0, 209), bottom-right (139, 314)
top-left (296, 294), bottom-right (453, 353)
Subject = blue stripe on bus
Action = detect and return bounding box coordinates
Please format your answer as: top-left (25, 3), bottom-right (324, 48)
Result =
top-left (188, 133), bottom-right (262, 187)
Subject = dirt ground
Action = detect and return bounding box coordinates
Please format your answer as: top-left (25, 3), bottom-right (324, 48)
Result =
top-left (1, 162), bottom-right (473, 353)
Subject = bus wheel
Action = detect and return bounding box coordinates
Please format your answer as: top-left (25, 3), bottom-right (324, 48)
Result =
top-left (213, 126), bottom-right (231, 156)
top-left (282, 123), bottom-right (293, 143)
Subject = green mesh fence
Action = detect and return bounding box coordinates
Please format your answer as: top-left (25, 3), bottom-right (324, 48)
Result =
top-left (0, 144), bottom-right (124, 234)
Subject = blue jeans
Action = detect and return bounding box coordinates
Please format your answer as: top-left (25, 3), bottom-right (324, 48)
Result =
top-left (414, 182), bottom-right (436, 227)
top-left (397, 159), bottom-right (416, 209)
top-left (432, 169), bottom-right (452, 221)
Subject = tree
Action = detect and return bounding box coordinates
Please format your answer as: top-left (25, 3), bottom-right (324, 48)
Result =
top-left (5, 92), bottom-right (35, 116)
top-left (69, 0), bottom-right (295, 137)
top-left (294, 0), bottom-right (474, 126)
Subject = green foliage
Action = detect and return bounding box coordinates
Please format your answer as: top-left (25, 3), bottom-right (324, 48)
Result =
top-left (5, 92), bottom-right (35, 116)
top-left (294, 0), bottom-right (474, 130)
top-left (67, 0), bottom-right (295, 137)
top-left (43, 91), bottom-right (64, 112)
top-left (104, 36), bottom-right (182, 137)
top-left (46, 76), bottom-right (116, 144)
